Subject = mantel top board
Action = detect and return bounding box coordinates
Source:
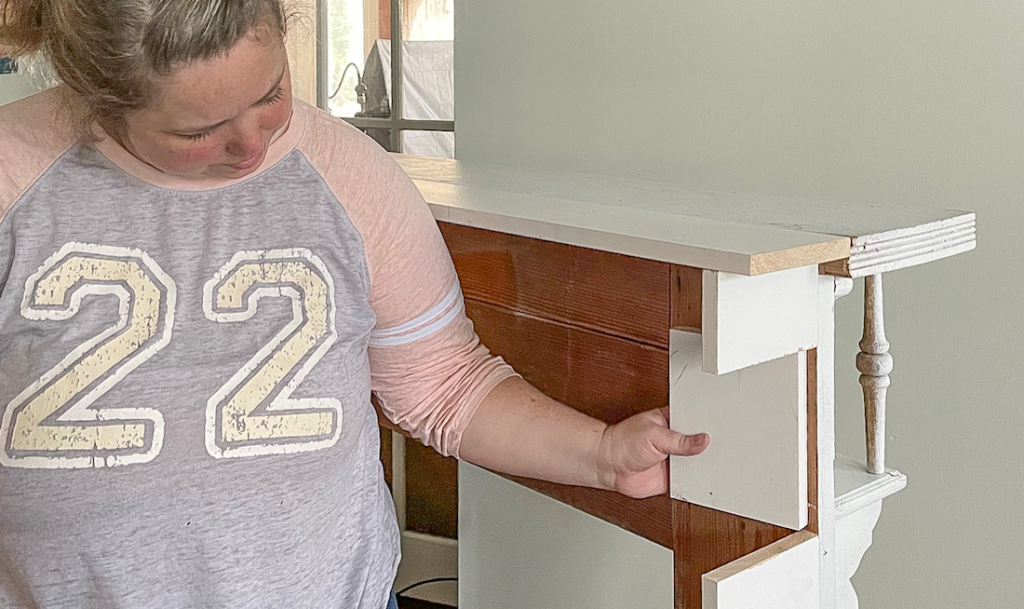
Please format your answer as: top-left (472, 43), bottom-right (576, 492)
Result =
top-left (395, 154), bottom-right (975, 277)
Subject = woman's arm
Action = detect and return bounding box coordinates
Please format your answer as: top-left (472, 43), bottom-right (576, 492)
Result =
top-left (458, 377), bottom-right (709, 499)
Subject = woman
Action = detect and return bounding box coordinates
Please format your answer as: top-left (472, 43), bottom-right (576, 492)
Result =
top-left (0, 1), bottom-right (708, 608)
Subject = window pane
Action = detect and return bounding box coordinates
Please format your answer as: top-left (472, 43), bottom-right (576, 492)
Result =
top-left (326, 0), bottom-right (455, 130)
top-left (326, 0), bottom-right (366, 118)
top-left (408, 0), bottom-right (454, 42)
top-left (403, 0), bottom-right (454, 121)
top-left (401, 130), bottom-right (455, 159)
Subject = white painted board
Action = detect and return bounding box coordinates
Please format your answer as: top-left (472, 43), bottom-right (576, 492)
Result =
top-left (395, 154), bottom-right (970, 244)
top-left (702, 266), bottom-right (818, 375)
top-left (396, 154), bottom-right (975, 276)
top-left (703, 531), bottom-right (820, 609)
top-left (458, 464), bottom-right (674, 609)
top-left (418, 180), bottom-right (848, 276)
top-left (670, 330), bottom-right (808, 530)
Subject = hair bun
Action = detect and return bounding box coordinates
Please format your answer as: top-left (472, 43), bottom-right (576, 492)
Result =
top-left (0, 0), bottom-right (50, 56)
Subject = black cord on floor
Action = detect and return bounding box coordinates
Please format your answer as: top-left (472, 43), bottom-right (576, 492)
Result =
top-left (396, 577), bottom-right (459, 598)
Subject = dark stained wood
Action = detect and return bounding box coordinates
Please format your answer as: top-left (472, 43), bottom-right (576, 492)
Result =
top-left (806, 348), bottom-right (818, 534)
top-left (375, 397), bottom-right (410, 438)
top-left (376, 395), bottom-right (459, 537)
top-left (672, 502), bottom-right (792, 609)
top-left (456, 293), bottom-right (677, 547)
top-left (381, 427), bottom-right (393, 490)
top-left (465, 299), bottom-right (669, 425)
top-left (375, 232), bottom-right (680, 547)
top-left (406, 441), bottom-right (459, 539)
top-left (503, 474), bottom-right (674, 548)
top-left (670, 265), bottom-right (702, 332)
top-left (440, 222), bottom-right (672, 348)
top-left (376, 294), bottom-right (675, 547)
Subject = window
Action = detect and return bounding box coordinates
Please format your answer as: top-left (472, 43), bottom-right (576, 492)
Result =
top-left (321, 0), bottom-right (455, 156)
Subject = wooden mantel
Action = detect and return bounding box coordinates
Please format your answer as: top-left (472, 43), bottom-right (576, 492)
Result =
top-left (390, 154), bottom-right (975, 609)
top-left (395, 154), bottom-right (975, 278)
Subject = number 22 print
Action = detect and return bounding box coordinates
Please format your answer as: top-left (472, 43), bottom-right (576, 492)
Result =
top-left (1, 243), bottom-right (343, 470)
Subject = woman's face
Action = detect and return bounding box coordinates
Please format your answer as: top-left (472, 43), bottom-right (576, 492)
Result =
top-left (120, 30), bottom-right (294, 180)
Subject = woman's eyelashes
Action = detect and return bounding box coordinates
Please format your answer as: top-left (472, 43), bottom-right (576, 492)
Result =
top-left (178, 87), bottom-right (284, 142)
top-left (262, 86), bottom-right (285, 106)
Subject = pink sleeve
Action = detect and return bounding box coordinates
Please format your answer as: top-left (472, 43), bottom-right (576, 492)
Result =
top-left (298, 105), bottom-right (518, 457)
top-left (0, 88), bottom-right (78, 221)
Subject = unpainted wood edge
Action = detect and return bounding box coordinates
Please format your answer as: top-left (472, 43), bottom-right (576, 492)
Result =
top-left (820, 259), bottom-right (852, 278)
top-left (701, 530), bottom-right (818, 584)
top-left (748, 238), bottom-right (850, 276)
top-left (670, 265), bottom-right (703, 332)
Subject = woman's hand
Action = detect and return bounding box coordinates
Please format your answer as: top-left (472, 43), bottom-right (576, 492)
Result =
top-left (596, 407), bottom-right (709, 499)
top-left (460, 379), bottom-right (708, 498)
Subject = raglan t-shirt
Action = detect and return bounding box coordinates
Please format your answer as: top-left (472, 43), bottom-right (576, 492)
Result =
top-left (0, 88), bottom-right (517, 609)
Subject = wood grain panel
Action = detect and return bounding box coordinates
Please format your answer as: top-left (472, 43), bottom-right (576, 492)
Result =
top-left (461, 298), bottom-right (675, 546)
top-left (406, 441), bottom-right (459, 539)
top-left (671, 265), bottom-right (702, 332)
top-left (381, 427), bottom-right (393, 490)
top-left (465, 299), bottom-right (669, 424)
top-left (441, 222), bottom-right (672, 348)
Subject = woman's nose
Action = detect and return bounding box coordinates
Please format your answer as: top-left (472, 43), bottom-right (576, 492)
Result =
top-left (225, 121), bottom-right (263, 159)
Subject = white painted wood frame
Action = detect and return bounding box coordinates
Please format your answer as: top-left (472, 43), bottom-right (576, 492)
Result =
top-left (702, 531), bottom-right (820, 609)
top-left (702, 266), bottom-right (819, 375)
top-left (833, 456), bottom-right (907, 609)
top-left (815, 275), bottom-right (840, 609)
top-left (670, 330), bottom-right (808, 530)
top-left (458, 464), bottom-right (674, 609)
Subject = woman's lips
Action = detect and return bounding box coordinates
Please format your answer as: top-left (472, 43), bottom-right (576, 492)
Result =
top-left (227, 150), bottom-right (265, 171)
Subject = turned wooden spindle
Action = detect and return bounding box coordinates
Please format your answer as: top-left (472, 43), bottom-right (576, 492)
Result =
top-left (857, 274), bottom-right (893, 475)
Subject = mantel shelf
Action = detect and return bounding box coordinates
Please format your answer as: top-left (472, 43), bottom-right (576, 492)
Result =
top-left (834, 455), bottom-right (908, 518)
top-left (397, 154), bottom-right (975, 277)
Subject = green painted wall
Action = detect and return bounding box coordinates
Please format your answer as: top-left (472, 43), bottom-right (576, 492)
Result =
top-left (456, 2), bottom-right (1023, 607)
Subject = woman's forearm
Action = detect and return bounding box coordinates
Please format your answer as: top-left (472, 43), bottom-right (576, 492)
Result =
top-left (457, 376), bottom-right (615, 491)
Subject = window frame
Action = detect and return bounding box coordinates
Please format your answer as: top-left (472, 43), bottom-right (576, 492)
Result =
top-left (316, 0), bottom-right (455, 153)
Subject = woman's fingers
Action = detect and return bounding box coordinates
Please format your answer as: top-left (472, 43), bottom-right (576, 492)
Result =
top-left (652, 428), bottom-right (709, 457)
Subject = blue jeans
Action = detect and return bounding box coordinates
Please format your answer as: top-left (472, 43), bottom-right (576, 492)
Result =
top-left (386, 591), bottom-right (399, 609)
